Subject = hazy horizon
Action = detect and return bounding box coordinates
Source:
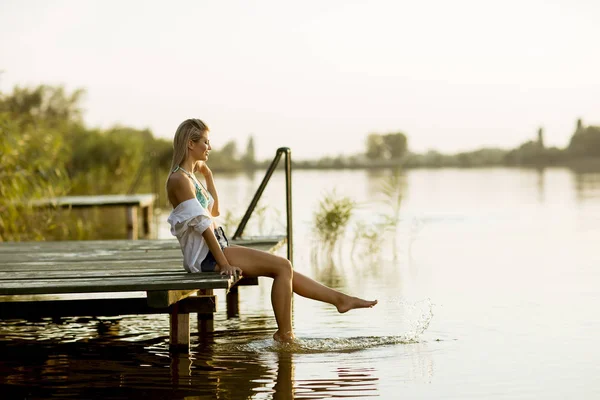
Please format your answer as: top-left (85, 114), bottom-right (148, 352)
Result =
top-left (1, 0), bottom-right (599, 159)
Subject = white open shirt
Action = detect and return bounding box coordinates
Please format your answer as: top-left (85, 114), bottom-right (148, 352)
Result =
top-left (167, 197), bottom-right (215, 273)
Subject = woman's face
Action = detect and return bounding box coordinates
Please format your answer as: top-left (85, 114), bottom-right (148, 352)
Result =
top-left (190, 131), bottom-right (211, 161)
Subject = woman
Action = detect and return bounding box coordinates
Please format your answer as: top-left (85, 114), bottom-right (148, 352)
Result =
top-left (166, 119), bottom-right (377, 342)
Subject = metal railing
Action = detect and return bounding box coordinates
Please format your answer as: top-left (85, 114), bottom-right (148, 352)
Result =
top-left (232, 147), bottom-right (293, 264)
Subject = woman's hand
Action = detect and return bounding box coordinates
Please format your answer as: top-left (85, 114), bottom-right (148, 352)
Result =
top-left (218, 264), bottom-right (243, 277)
top-left (197, 162), bottom-right (212, 177)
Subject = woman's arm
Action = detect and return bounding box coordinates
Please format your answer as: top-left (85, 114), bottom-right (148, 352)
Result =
top-left (199, 163), bottom-right (220, 217)
top-left (201, 229), bottom-right (241, 276)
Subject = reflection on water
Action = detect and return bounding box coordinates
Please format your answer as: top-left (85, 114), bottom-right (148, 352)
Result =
top-left (0, 282), bottom-right (434, 398)
top-left (0, 325), bottom-right (397, 399)
top-left (0, 297), bottom-right (433, 399)
top-left (573, 171), bottom-right (600, 202)
top-left (2, 167), bottom-right (600, 398)
top-left (536, 167), bottom-right (545, 203)
top-left (310, 254), bottom-right (347, 290)
top-left (0, 296), bottom-right (432, 399)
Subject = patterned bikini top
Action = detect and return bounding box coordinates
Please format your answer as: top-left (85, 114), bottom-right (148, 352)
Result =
top-left (173, 166), bottom-right (212, 209)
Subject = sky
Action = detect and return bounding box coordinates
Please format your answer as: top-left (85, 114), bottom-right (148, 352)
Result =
top-left (1, 0), bottom-right (599, 160)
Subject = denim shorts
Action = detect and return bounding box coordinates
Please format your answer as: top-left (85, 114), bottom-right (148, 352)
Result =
top-left (200, 227), bottom-right (229, 272)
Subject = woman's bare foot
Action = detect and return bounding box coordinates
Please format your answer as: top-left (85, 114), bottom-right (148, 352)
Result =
top-left (273, 330), bottom-right (295, 343)
top-left (336, 296), bottom-right (378, 314)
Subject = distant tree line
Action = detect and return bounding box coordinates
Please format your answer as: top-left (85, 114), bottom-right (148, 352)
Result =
top-left (414, 121), bottom-right (600, 169)
top-left (295, 121), bottom-right (600, 170)
top-left (365, 132), bottom-right (408, 160)
top-left (2, 84), bottom-right (599, 199)
top-left (0, 85), bottom-right (258, 192)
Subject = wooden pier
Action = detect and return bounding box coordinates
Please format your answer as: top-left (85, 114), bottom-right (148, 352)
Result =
top-left (0, 237), bottom-right (284, 352)
top-left (32, 194), bottom-right (156, 240)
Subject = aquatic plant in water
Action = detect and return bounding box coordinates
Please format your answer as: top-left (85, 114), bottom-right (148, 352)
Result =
top-left (378, 168), bottom-right (405, 257)
top-left (312, 191), bottom-right (356, 254)
top-left (351, 220), bottom-right (384, 257)
top-left (221, 209), bottom-right (242, 237)
top-left (350, 169), bottom-right (405, 259)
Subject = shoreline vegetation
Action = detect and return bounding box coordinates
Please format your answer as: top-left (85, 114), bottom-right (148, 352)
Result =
top-left (288, 122), bottom-right (600, 172)
top-left (2, 84), bottom-right (600, 241)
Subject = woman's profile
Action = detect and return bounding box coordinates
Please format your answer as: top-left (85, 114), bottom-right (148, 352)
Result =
top-left (166, 118), bottom-right (377, 342)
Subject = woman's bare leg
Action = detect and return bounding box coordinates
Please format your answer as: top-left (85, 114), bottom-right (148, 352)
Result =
top-left (222, 247), bottom-right (377, 339)
top-left (291, 270), bottom-right (378, 313)
top-left (223, 246), bottom-right (294, 341)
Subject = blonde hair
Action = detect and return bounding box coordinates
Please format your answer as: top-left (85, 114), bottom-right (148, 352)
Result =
top-left (166, 118), bottom-right (209, 188)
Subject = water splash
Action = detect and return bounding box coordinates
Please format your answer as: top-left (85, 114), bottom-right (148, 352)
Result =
top-left (236, 298), bottom-right (433, 354)
top-left (388, 297), bottom-right (434, 340)
top-left (239, 336), bottom-right (413, 354)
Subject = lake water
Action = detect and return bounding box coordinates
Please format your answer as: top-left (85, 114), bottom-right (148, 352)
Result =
top-left (1, 167), bottom-right (600, 399)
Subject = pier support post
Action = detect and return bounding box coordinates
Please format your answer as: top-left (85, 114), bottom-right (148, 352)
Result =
top-left (226, 285), bottom-right (239, 318)
top-left (142, 205), bottom-right (153, 239)
top-left (169, 303), bottom-right (190, 353)
top-left (170, 353), bottom-right (193, 387)
top-left (197, 289), bottom-right (215, 335)
top-left (126, 206), bottom-right (138, 240)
